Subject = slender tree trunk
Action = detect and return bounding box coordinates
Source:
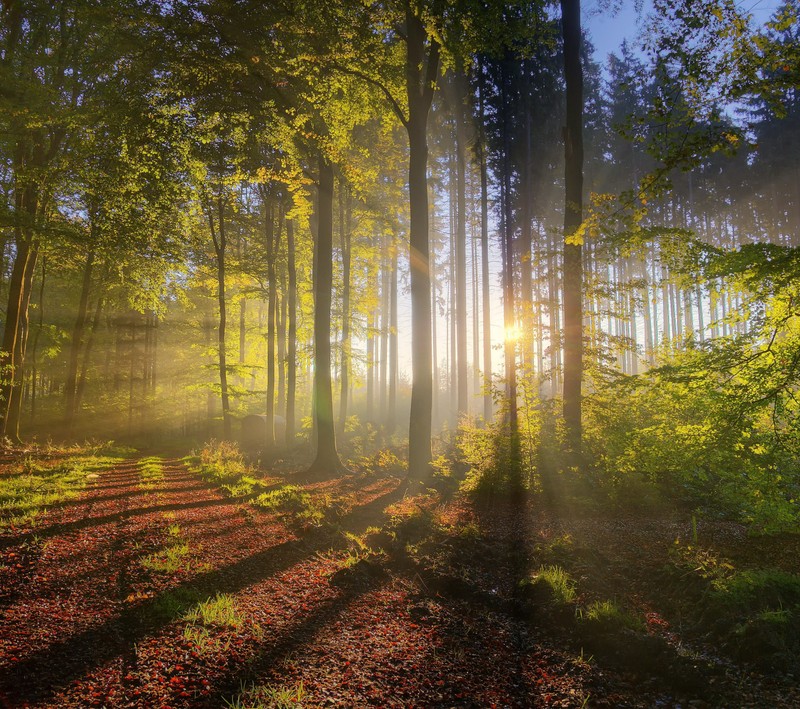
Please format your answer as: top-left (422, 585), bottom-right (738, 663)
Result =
top-left (405, 5), bottom-right (439, 478)
top-left (209, 196), bottom-right (231, 440)
top-left (286, 218), bottom-right (297, 444)
top-left (338, 182), bottom-right (351, 437)
top-left (500, 58), bottom-right (517, 430)
top-left (30, 257), bottom-right (46, 422)
top-left (308, 154), bottom-right (343, 474)
top-left (278, 279), bottom-right (287, 417)
top-left (561, 0), bottom-right (584, 456)
top-left (76, 293), bottom-right (103, 412)
top-left (430, 202), bottom-right (439, 428)
top-left (453, 71), bottom-right (468, 418)
top-left (388, 232), bottom-right (398, 433)
top-left (478, 64), bottom-right (492, 423)
top-left (264, 197), bottom-right (278, 449)
top-left (65, 243), bottom-right (95, 429)
top-left (379, 233), bottom-right (389, 421)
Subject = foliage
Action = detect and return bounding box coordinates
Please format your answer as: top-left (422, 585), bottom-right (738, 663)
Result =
top-left (189, 440), bottom-right (272, 497)
top-left (184, 593), bottom-right (244, 628)
top-left (138, 457), bottom-right (164, 490)
top-left (520, 565), bottom-right (578, 605)
top-left (224, 681), bottom-right (307, 709)
top-left (579, 599), bottom-right (645, 632)
top-left (253, 485), bottom-right (325, 526)
top-left (0, 454), bottom-right (121, 529)
top-left (583, 336), bottom-right (800, 531)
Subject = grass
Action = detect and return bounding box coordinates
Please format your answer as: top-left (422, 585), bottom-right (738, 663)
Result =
top-left (187, 441), bottom-right (273, 498)
top-left (520, 565), bottom-right (577, 605)
top-left (253, 485), bottom-right (326, 526)
top-left (224, 681), bottom-right (306, 709)
top-left (579, 599), bottom-right (645, 632)
top-left (138, 456), bottom-right (164, 490)
top-left (711, 568), bottom-right (800, 613)
top-left (184, 593), bottom-right (244, 628)
top-left (147, 587), bottom-right (204, 623)
top-left (0, 454), bottom-right (122, 530)
top-left (141, 542), bottom-right (190, 573)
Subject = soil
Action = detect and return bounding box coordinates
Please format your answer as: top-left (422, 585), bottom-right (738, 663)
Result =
top-left (0, 453), bottom-right (798, 708)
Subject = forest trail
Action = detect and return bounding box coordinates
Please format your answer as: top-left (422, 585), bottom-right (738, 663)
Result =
top-left (0, 454), bottom-right (798, 708)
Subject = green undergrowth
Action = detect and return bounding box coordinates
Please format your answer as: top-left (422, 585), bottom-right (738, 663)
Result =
top-left (186, 440), bottom-right (272, 498)
top-left (253, 485), bottom-right (328, 526)
top-left (140, 522), bottom-right (205, 574)
top-left (184, 592), bottom-right (244, 628)
top-left (0, 454), bottom-right (122, 530)
top-left (520, 564), bottom-right (577, 605)
top-left (578, 599), bottom-right (646, 632)
top-left (138, 456), bottom-right (164, 490)
top-left (224, 681), bottom-right (306, 709)
top-left (669, 542), bottom-right (800, 661)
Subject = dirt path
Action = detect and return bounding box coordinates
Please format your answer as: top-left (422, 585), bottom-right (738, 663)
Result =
top-left (0, 456), bottom-right (797, 708)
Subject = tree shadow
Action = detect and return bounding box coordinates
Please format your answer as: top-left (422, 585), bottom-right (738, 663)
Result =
top-left (0, 482), bottom-right (407, 706)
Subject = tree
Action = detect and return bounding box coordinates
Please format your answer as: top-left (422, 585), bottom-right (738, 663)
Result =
top-left (561, 0), bottom-right (584, 457)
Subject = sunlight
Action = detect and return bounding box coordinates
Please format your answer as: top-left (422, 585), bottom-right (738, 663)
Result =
top-left (504, 324), bottom-right (522, 343)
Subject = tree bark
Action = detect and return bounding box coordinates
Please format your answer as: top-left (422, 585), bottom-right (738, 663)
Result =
top-left (209, 196), bottom-right (231, 440)
top-left (65, 243), bottom-right (95, 430)
top-left (307, 154), bottom-right (343, 475)
top-left (561, 0), bottom-right (584, 456)
top-left (454, 71), bottom-right (468, 418)
top-left (286, 217), bottom-right (297, 444)
top-left (264, 196), bottom-right (278, 449)
top-left (478, 63), bottom-right (492, 423)
top-left (405, 4), bottom-right (439, 478)
top-left (338, 181), bottom-right (351, 437)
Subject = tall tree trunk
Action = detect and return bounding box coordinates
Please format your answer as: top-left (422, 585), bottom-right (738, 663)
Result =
top-left (453, 71), bottom-right (468, 418)
top-left (561, 0), bottom-right (584, 456)
top-left (209, 196), bottom-right (231, 440)
top-left (278, 279), bottom-right (287, 416)
top-left (5, 240), bottom-right (39, 441)
top-left (286, 217), bottom-right (297, 444)
top-left (388, 232), bottom-right (398, 433)
top-left (30, 257), bottom-right (46, 422)
top-left (76, 293), bottom-right (103, 413)
top-left (500, 58), bottom-right (517, 430)
top-left (264, 197), bottom-right (278, 449)
top-left (405, 5), bottom-right (439, 478)
top-left (307, 154), bottom-right (343, 474)
top-left (478, 64), bottom-right (492, 423)
top-left (379, 233), bottom-right (389, 421)
top-left (338, 181), bottom-right (351, 437)
top-left (65, 243), bottom-right (95, 429)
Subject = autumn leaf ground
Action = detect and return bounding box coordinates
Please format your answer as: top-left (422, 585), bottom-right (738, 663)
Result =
top-left (0, 449), bottom-right (798, 708)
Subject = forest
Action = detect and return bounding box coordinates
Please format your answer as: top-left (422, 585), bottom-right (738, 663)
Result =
top-left (1, 0), bottom-right (800, 706)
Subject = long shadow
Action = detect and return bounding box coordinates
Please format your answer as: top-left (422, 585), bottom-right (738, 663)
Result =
top-left (0, 483), bottom-right (407, 706)
top-left (200, 574), bottom-right (387, 708)
top-left (0, 483), bottom-right (283, 551)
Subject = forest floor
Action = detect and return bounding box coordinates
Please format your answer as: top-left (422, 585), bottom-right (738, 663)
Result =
top-left (0, 447), bottom-right (799, 708)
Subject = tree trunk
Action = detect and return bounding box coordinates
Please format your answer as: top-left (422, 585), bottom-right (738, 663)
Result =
top-left (265, 197), bottom-right (278, 449)
top-left (453, 71), bottom-right (468, 418)
top-left (29, 257), bottom-right (46, 422)
top-left (209, 196), bottom-right (231, 440)
top-left (65, 243), bottom-right (95, 429)
top-left (286, 217), bottom-right (297, 444)
top-left (388, 232), bottom-right (398, 433)
top-left (338, 181), bottom-right (351, 437)
top-left (405, 5), bottom-right (439, 478)
top-left (500, 58), bottom-right (517, 430)
top-left (478, 63), bottom-right (492, 423)
top-left (307, 154), bottom-right (343, 475)
top-left (561, 0), bottom-right (584, 456)
top-left (75, 293), bottom-right (104, 413)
